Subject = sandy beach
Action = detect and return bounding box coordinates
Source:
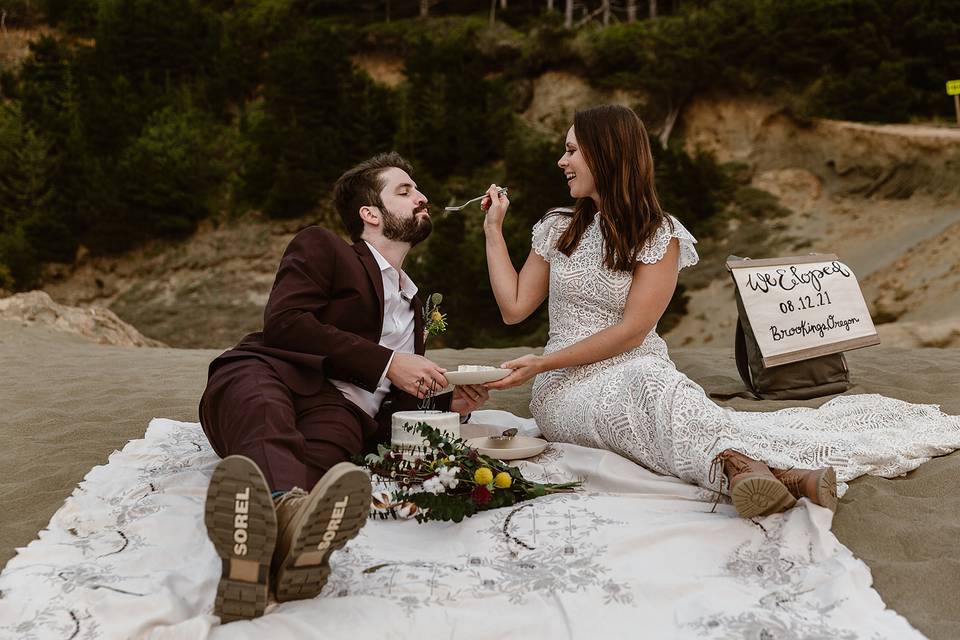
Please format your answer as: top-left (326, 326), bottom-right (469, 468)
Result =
top-left (2, 319), bottom-right (959, 638)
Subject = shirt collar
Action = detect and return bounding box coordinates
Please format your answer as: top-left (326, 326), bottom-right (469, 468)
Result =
top-left (364, 241), bottom-right (418, 299)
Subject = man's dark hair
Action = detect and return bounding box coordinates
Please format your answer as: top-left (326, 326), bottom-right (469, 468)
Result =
top-left (332, 152), bottom-right (414, 241)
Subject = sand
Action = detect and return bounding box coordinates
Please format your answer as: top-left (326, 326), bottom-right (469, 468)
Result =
top-left (1, 319), bottom-right (958, 638)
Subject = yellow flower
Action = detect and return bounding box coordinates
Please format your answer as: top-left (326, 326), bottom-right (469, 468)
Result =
top-left (431, 309), bottom-right (443, 322)
top-left (474, 467), bottom-right (493, 485)
top-left (493, 472), bottom-right (512, 489)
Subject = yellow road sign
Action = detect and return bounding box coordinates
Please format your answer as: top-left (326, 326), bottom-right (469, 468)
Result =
top-left (948, 80), bottom-right (960, 96)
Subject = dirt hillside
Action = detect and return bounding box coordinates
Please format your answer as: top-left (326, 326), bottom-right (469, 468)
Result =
top-left (664, 96), bottom-right (960, 350)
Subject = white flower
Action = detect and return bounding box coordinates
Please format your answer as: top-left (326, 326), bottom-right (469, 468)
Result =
top-left (423, 476), bottom-right (445, 494)
top-left (396, 501), bottom-right (419, 519)
top-left (436, 466), bottom-right (460, 489)
top-left (370, 490), bottom-right (394, 511)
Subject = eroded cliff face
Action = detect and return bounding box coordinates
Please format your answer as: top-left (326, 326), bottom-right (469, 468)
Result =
top-left (18, 83), bottom-right (960, 350)
top-left (39, 216), bottom-right (317, 349)
top-left (663, 96), bottom-right (960, 349)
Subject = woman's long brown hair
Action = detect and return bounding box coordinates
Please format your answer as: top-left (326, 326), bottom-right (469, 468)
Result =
top-left (551, 104), bottom-right (670, 272)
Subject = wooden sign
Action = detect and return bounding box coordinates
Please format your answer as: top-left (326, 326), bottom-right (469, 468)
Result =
top-left (727, 254), bottom-right (880, 367)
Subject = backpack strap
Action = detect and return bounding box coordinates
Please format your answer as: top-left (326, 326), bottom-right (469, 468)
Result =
top-left (734, 316), bottom-right (757, 396)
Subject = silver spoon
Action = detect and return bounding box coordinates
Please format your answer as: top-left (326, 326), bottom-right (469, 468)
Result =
top-left (444, 187), bottom-right (509, 212)
top-left (491, 427), bottom-right (518, 441)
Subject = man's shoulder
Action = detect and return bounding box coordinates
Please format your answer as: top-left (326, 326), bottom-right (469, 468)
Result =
top-left (287, 225), bottom-right (357, 255)
top-left (291, 224), bottom-right (348, 245)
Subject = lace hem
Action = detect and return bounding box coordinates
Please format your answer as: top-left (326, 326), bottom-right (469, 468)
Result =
top-left (531, 210), bottom-right (573, 262)
top-left (637, 216), bottom-right (699, 271)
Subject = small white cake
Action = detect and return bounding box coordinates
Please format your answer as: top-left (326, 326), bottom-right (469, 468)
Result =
top-left (391, 410), bottom-right (460, 450)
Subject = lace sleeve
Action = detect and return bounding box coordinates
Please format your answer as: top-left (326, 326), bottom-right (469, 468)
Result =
top-left (638, 215), bottom-right (699, 271)
top-left (531, 210), bottom-right (572, 262)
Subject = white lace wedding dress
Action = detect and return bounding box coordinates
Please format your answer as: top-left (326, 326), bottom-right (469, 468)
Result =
top-left (529, 212), bottom-right (960, 495)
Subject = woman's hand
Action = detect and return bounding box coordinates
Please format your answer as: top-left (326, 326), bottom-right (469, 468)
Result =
top-left (480, 183), bottom-right (510, 228)
top-left (485, 354), bottom-right (547, 390)
top-left (450, 384), bottom-right (489, 417)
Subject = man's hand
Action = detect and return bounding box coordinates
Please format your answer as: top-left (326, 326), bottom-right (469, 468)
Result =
top-left (484, 354), bottom-right (546, 390)
top-left (386, 353), bottom-right (448, 399)
top-left (450, 384), bottom-right (489, 417)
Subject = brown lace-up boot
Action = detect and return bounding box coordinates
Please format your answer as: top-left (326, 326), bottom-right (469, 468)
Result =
top-left (272, 462), bottom-right (371, 602)
top-left (710, 449), bottom-right (796, 518)
top-left (771, 466), bottom-right (838, 512)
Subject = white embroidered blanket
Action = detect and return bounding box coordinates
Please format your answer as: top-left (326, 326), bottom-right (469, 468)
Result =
top-left (0, 415), bottom-right (923, 639)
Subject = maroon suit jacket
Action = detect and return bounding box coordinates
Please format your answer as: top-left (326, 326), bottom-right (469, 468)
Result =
top-left (208, 225), bottom-right (449, 441)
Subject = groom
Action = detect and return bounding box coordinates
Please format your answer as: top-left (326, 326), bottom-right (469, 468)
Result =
top-left (199, 152), bottom-right (489, 622)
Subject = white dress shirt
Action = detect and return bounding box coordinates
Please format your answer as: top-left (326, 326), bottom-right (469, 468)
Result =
top-left (330, 242), bottom-right (417, 418)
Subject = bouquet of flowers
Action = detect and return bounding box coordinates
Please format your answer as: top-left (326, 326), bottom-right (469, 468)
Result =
top-left (365, 422), bottom-right (580, 523)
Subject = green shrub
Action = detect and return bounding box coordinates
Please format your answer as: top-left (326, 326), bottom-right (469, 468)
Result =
top-left (0, 0), bottom-right (44, 27)
top-left (0, 103), bottom-right (54, 287)
top-left (96, 102), bottom-right (233, 248)
top-left (40, 0), bottom-right (98, 33)
top-left (239, 21), bottom-right (396, 217)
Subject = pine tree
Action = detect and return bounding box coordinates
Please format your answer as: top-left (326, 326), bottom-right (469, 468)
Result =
top-left (0, 104), bottom-right (53, 287)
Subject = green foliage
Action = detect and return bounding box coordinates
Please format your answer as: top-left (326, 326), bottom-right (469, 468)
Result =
top-left (240, 20), bottom-right (396, 217)
top-left (93, 0), bottom-right (220, 90)
top-left (39, 0), bottom-right (98, 32)
top-left (0, 0), bottom-right (44, 27)
top-left (502, 118), bottom-right (572, 252)
top-left (0, 69), bottom-right (19, 100)
top-left (0, 104), bottom-right (51, 287)
top-left (586, 0), bottom-right (960, 123)
top-left (653, 144), bottom-right (735, 238)
top-left (518, 18), bottom-right (578, 75)
top-left (18, 36), bottom-right (74, 143)
top-left (100, 102), bottom-right (235, 247)
top-left (395, 28), bottom-right (506, 181)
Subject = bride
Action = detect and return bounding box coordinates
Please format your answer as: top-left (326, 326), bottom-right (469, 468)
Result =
top-left (480, 104), bottom-right (960, 519)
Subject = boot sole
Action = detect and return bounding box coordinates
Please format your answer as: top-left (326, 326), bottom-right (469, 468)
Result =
top-left (814, 467), bottom-right (839, 512)
top-left (731, 474), bottom-right (797, 519)
top-left (274, 462), bottom-right (371, 602)
top-left (204, 455), bottom-right (277, 623)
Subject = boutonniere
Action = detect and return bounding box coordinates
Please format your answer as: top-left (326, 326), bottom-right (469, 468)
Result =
top-left (423, 292), bottom-right (447, 341)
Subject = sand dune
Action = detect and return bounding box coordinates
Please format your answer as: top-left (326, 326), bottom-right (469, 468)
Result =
top-left (2, 320), bottom-right (959, 637)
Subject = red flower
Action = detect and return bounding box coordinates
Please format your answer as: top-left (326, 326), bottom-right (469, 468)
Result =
top-left (471, 485), bottom-right (492, 506)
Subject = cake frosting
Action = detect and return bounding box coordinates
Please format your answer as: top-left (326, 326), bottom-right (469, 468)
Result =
top-left (391, 410), bottom-right (460, 450)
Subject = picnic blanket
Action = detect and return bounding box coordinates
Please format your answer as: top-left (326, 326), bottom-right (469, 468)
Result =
top-left (0, 413), bottom-right (922, 639)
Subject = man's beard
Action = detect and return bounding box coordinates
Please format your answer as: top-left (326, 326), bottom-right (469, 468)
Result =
top-left (381, 205), bottom-right (432, 246)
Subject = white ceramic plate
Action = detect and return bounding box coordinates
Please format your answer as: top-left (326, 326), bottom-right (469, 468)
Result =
top-left (459, 423), bottom-right (505, 439)
top-left (464, 435), bottom-right (548, 460)
top-left (444, 367), bottom-right (512, 386)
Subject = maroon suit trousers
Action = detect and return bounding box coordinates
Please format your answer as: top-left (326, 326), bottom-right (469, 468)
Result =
top-left (199, 357), bottom-right (377, 492)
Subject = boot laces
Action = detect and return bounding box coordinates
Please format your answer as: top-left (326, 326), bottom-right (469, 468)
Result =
top-left (707, 452), bottom-right (735, 513)
top-left (274, 487), bottom-right (309, 535)
top-left (774, 466), bottom-right (802, 494)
